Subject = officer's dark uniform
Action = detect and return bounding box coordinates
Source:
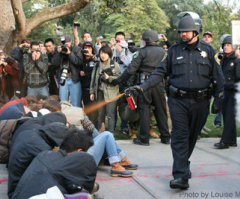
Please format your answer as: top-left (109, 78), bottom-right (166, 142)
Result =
top-left (218, 40), bottom-right (240, 146)
top-left (117, 32), bottom-right (170, 144)
top-left (141, 38), bottom-right (225, 181)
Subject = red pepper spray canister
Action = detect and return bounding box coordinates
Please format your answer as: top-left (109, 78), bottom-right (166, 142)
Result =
top-left (125, 91), bottom-right (137, 110)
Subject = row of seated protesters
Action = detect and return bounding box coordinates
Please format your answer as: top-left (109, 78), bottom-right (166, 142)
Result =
top-left (0, 95), bottom-right (138, 198)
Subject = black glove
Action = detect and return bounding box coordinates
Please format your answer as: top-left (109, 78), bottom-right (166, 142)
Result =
top-left (111, 78), bottom-right (120, 86)
top-left (124, 85), bottom-right (143, 97)
top-left (211, 97), bottom-right (224, 114)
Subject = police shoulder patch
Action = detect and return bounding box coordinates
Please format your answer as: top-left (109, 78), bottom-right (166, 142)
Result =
top-left (214, 53), bottom-right (220, 65)
top-left (162, 52), bottom-right (168, 62)
top-left (133, 51), bottom-right (139, 59)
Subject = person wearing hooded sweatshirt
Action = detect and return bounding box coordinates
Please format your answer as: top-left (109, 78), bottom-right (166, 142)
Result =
top-left (0, 102), bottom-right (30, 121)
top-left (8, 122), bottom-right (69, 199)
top-left (10, 112), bottom-right (67, 148)
top-left (11, 129), bottom-right (97, 199)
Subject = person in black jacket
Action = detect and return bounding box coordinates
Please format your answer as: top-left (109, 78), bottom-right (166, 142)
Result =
top-left (11, 129), bottom-right (97, 199)
top-left (214, 36), bottom-right (240, 149)
top-left (10, 112), bottom-right (67, 149)
top-left (8, 122), bottom-right (69, 198)
top-left (130, 13), bottom-right (225, 189)
top-left (80, 42), bottom-right (98, 127)
top-left (11, 39), bottom-right (31, 98)
top-left (51, 35), bottom-right (83, 107)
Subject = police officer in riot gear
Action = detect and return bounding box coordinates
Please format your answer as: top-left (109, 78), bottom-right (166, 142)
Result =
top-left (130, 12), bottom-right (225, 189)
top-left (112, 30), bottom-right (170, 146)
top-left (214, 36), bottom-right (240, 149)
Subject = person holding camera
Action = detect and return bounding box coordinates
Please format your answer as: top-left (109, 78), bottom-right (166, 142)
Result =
top-left (23, 41), bottom-right (49, 97)
top-left (11, 39), bottom-right (31, 98)
top-left (80, 41), bottom-right (98, 127)
top-left (51, 35), bottom-right (83, 107)
top-left (90, 46), bottom-right (121, 135)
top-left (44, 38), bottom-right (59, 95)
top-left (0, 52), bottom-right (20, 102)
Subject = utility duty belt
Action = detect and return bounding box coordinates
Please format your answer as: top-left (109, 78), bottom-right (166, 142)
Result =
top-left (135, 73), bottom-right (149, 84)
top-left (168, 85), bottom-right (212, 102)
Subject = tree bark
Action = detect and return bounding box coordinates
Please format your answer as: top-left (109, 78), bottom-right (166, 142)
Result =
top-left (0, 0), bottom-right (15, 52)
top-left (1, 0), bottom-right (89, 54)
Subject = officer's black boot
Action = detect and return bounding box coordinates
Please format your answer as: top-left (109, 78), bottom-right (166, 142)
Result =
top-left (170, 178), bottom-right (189, 189)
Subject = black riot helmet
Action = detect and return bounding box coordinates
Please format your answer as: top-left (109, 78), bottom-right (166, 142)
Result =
top-left (141, 30), bottom-right (159, 43)
top-left (222, 36), bottom-right (232, 49)
top-left (176, 12), bottom-right (202, 34)
top-left (174, 12), bottom-right (202, 43)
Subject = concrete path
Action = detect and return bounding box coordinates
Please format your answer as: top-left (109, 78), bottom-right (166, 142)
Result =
top-left (1, 138), bottom-right (240, 199)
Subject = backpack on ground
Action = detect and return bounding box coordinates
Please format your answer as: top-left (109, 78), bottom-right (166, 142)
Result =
top-left (0, 117), bottom-right (30, 163)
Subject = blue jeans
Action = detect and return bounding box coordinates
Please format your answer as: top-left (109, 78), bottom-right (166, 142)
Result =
top-left (87, 131), bottom-right (126, 165)
top-left (59, 78), bottom-right (82, 107)
top-left (27, 85), bottom-right (49, 97)
top-left (214, 113), bottom-right (222, 126)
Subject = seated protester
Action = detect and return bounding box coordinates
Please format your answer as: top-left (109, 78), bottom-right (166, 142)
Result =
top-left (60, 101), bottom-right (138, 177)
top-left (24, 41), bottom-right (49, 97)
top-left (0, 102), bottom-right (31, 121)
top-left (10, 112), bottom-right (67, 149)
top-left (80, 42), bottom-right (98, 127)
top-left (0, 95), bottom-right (37, 114)
top-left (0, 53), bottom-right (20, 102)
top-left (26, 99), bottom-right (61, 118)
top-left (8, 122), bottom-right (69, 199)
top-left (11, 129), bottom-right (97, 199)
top-left (46, 94), bottom-right (60, 102)
top-left (90, 46), bottom-right (121, 134)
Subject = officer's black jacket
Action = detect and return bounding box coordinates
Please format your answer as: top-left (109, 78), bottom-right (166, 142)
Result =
top-left (221, 52), bottom-right (240, 91)
top-left (8, 123), bottom-right (69, 199)
top-left (118, 43), bottom-right (166, 83)
top-left (12, 150), bottom-right (97, 199)
top-left (141, 39), bottom-right (225, 98)
top-left (51, 45), bottom-right (83, 83)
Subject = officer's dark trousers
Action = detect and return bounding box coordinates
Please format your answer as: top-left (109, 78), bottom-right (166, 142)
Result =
top-left (168, 97), bottom-right (209, 180)
top-left (220, 90), bottom-right (236, 144)
top-left (137, 83), bottom-right (170, 143)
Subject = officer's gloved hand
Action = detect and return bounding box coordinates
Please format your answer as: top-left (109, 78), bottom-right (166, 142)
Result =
top-left (211, 97), bottom-right (224, 114)
top-left (125, 85), bottom-right (143, 96)
top-left (111, 78), bottom-right (120, 86)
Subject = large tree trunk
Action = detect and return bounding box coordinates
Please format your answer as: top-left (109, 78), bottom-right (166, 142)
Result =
top-left (0, 0), bottom-right (89, 54)
top-left (0, 0), bottom-right (15, 53)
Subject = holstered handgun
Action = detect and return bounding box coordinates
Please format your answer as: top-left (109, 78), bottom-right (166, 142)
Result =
top-left (169, 85), bottom-right (179, 98)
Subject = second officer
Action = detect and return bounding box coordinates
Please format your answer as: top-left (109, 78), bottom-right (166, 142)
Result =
top-left (112, 30), bottom-right (170, 146)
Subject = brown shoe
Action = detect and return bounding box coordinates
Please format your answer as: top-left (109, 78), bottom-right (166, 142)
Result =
top-left (111, 162), bottom-right (133, 177)
top-left (149, 128), bottom-right (159, 138)
top-left (120, 157), bottom-right (138, 170)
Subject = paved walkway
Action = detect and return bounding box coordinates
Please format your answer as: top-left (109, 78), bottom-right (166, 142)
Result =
top-left (1, 138), bottom-right (240, 199)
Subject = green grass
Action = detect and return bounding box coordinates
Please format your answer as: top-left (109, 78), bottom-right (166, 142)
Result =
top-left (110, 113), bottom-right (240, 140)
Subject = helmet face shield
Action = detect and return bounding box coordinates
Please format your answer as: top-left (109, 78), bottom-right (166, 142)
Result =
top-left (174, 11), bottom-right (202, 34)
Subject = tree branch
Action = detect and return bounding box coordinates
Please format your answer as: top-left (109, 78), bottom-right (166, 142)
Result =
top-left (11, 0), bottom-right (26, 32)
top-left (25, 0), bottom-right (89, 36)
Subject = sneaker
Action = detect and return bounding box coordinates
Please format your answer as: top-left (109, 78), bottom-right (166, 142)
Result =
top-left (214, 124), bottom-right (221, 130)
top-left (201, 129), bottom-right (208, 135)
top-left (203, 126), bottom-right (211, 132)
top-left (122, 128), bottom-right (129, 135)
